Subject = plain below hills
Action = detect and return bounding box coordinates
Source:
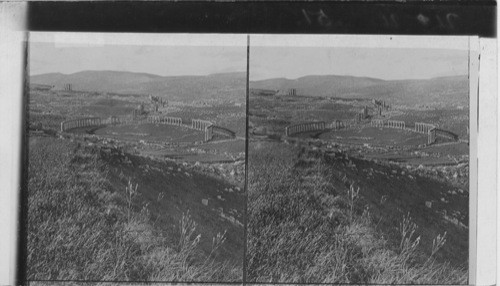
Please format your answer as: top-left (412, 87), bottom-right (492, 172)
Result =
top-left (251, 74), bottom-right (468, 108)
top-left (30, 70), bottom-right (247, 103)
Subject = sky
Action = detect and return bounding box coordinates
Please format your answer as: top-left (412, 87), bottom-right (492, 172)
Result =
top-left (30, 35), bottom-right (468, 81)
top-left (29, 42), bottom-right (247, 76)
top-left (250, 46), bottom-right (468, 81)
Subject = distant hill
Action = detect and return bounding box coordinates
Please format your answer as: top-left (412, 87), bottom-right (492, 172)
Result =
top-left (251, 75), bottom-right (468, 108)
top-left (30, 70), bottom-right (246, 103)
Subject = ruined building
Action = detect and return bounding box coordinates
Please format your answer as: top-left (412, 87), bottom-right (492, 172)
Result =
top-left (355, 106), bottom-right (369, 122)
top-left (277, 88), bottom-right (297, 96)
top-left (64, 84), bottom-right (72, 91)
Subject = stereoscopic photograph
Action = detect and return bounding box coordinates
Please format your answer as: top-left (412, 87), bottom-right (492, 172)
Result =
top-left (26, 33), bottom-right (246, 282)
top-left (246, 36), bottom-right (471, 284)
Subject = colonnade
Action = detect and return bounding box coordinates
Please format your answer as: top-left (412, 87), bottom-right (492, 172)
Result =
top-left (60, 117), bottom-right (101, 132)
top-left (148, 116), bottom-right (182, 126)
top-left (415, 122), bottom-right (436, 134)
top-left (428, 128), bottom-right (436, 145)
top-left (330, 120), bottom-right (345, 130)
top-left (285, 121), bottom-right (326, 136)
top-left (387, 120), bottom-right (405, 129)
top-left (371, 120), bottom-right (385, 128)
top-left (191, 119), bottom-right (213, 131)
top-left (103, 116), bottom-right (132, 125)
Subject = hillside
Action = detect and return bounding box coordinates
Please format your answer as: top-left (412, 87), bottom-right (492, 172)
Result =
top-left (30, 70), bottom-right (246, 103)
top-left (251, 75), bottom-right (468, 108)
top-left (28, 135), bottom-right (244, 281)
top-left (247, 140), bottom-right (467, 283)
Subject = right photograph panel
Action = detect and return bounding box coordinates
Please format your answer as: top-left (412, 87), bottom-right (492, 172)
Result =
top-left (246, 35), bottom-right (471, 284)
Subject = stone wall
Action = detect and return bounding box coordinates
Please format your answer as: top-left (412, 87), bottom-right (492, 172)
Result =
top-left (206, 125), bottom-right (237, 141)
top-left (434, 128), bottom-right (459, 142)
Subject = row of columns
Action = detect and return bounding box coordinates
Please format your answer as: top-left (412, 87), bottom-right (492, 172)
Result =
top-left (370, 120), bottom-right (405, 129)
top-left (106, 116), bottom-right (128, 125)
top-left (148, 116), bottom-right (182, 126)
top-left (205, 126), bottom-right (213, 141)
top-left (371, 120), bottom-right (385, 127)
top-left (415, 122), bottom-right (435, 134)
top-left (428, 129), bottom-right (436, 145)
top-left (192, 119), bottom-right (212, 131)
top-left (285, 121), bottom-right (325, 136)
top-left (331, 120), bottom-right (346, 130)
top-left (387, 120), bottom-right (405, 129)
top-left (60, 117), bottom-right (101, 132)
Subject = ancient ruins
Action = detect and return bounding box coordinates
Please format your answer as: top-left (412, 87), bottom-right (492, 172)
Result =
top-left (60, 115), bottom-right (236, 142)
top-left (285, 117), bottom-right (459, 146)
top-left (285, 121), bottom-right (326, 136)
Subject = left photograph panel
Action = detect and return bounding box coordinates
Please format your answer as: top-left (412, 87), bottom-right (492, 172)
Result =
top-left (25, 33), bottom-right (247, 282)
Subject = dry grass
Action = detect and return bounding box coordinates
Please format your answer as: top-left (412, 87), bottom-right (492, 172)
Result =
top-left (27, 137), bottom-right (240, 282)
top-left (246, 141), bottom-right (467, 284)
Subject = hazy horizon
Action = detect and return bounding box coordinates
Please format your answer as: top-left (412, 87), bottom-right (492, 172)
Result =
top-left (30, 42), bottom-right (469, 82)
top-left (30, 69), bottom-right (467, 83)
top-left (250, 46), bottom-right (468, 81)
top-left (29, 42), bottom-right (247, 77)
top-left (29, 69), bottom-right (247, 78)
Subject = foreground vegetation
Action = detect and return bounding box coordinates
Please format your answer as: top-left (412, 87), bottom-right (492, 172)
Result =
top-left (246, 141), bottom-right (467, 283)
top-left (28, 136), bottom-right (240, 281)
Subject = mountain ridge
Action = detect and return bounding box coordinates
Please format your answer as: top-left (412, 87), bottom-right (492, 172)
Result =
top-left (251, 74), bottom-right (468, 108)
top-left (30, 70), bottom-right (468, 107)
top-left (30, 70), bottom-right (247, 103)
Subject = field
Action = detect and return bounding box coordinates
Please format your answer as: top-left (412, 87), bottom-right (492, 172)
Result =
top-left (314, 126), bottom-right (428, 147)
top-left (94, 123), bottom-right (204, 143)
